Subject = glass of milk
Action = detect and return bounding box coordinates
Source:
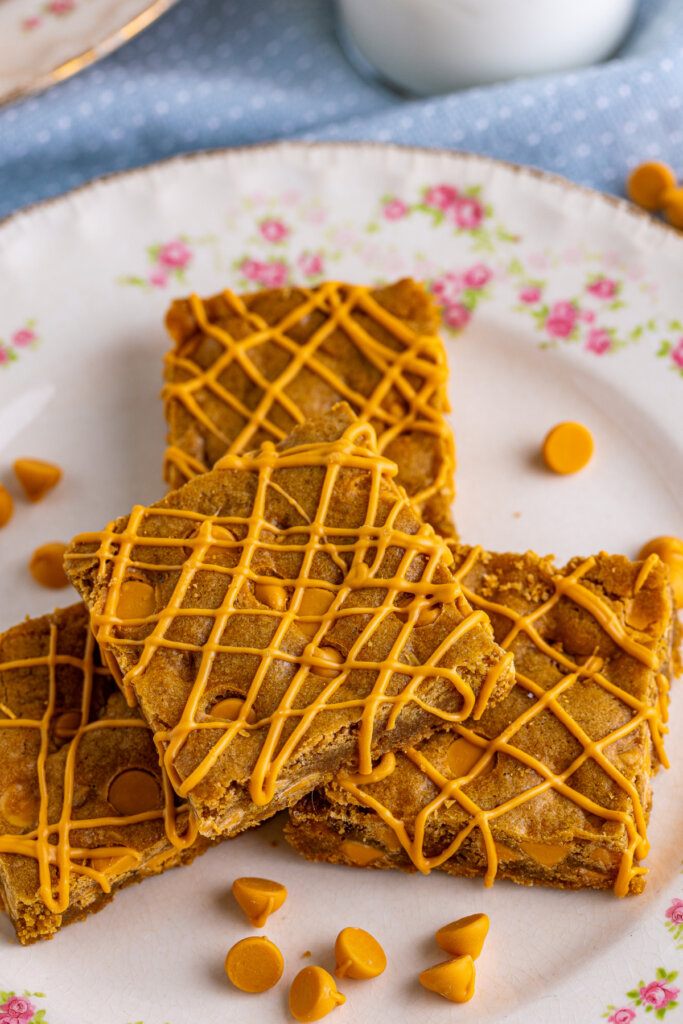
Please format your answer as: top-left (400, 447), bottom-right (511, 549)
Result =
top-left (337, 0), bottom-right (639, 95)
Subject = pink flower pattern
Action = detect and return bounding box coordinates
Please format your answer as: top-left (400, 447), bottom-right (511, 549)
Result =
top-left (424, 184), bottom-right (459, 210)
top-left (451, 197), bottom-right (484, 230)
top-left (639, 980), bottom-right (680, 1010)
top-left (519, 285), bottom-right (542, 304)
top-left (297, 252), bottom-right (324, 278)
top-left (587, 276), bottom-right (618, 299)
top-left (545, 300), bottom-right (578, 339)
top-left (11, 328), bottom-right (36, 347)
top-left (443, 303), bottom-right (471, 330)
top-left (0, 322), bottom-right (40, 368)
top-left (463, 264), bottom-right (492, 289)
top-left (148, 269), bottom-right (168, 289)
top-left (0, 997), bottom-right (36, 1024)
top-left (607, 1009), bottom-right (636, 1024)
top-left (46, 0), bottom-right (75, 11)
top-left (239, 259), bottom-right (289, 288)
top-left (671, 338), bottom-right (683, 369)
top-left (383, 199), bottom-right (408, 220)
top-left (430, 263), bottom-right (492, 333)
top-left (158, 240), bottom-right (192, 269)
top-left (666, 899), bottom-right (683, 925)
top-left (21, 16), bottom-right (42, 30)
top-left (119, 237), bottom-right (198, 289)
top-left (259, 219), bottom-right (289, 243)
top-left (585, 328), bottom-right (613, 355)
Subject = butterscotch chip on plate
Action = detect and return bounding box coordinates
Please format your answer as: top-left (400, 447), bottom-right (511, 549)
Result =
top-left (162, 278), bottom-right (456, 536)
top-left (64, 405), bottom-right (513, 840)
top-left (285, 546), bottom-right (675, 897)
top-left (0, 604), bottom-right (209, 945)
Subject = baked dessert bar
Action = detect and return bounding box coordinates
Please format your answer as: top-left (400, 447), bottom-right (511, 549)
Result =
top-left (286, 545), bottom-right (675, 896)
top-left (64, 406), bottom-right (514, 840)
top-left (162, 278), bottom-right (456, 536)
top-left (0, 604), bottom-right (208, 945)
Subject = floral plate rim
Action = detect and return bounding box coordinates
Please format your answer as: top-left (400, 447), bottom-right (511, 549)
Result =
top-left (2, 140), bottom-right (682, 252)
top-left (0, 0), bottom-right (183, 109)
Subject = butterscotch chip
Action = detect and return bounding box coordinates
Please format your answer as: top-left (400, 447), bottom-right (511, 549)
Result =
top-left (334, 926), bottom-right (386, 980)
top-left (65, 405), bottom-right (513, 841)
top-left (162, 278), bottom-right (456, 536)
top-left (420, 955), bottom-right (475, 1003)
top-left (107, 769), bottom-right (163, 816)
top-left (29, 542), bottom-right (69, 588)
top-left (209, 697), bottom-right (254, 722)
top-left (254, 582), bottom-right (288, 611)
top-left (638, 536), bottom-right (683, 607)
top-left (0, 486), bottom-right (13, 528)
top-left (310, 646), bottom-right (343, 678)
top-left (0, 604), bottom-right (211, 945)
top-left (14, 458), bottom-right (62, 502)
top-left (289, 966), bottom-right (345, 1022)
top-left (446, 736), bottom-right (482, 777)
top-left (225, 935), bottom-right (284, 993)
top-left (117, 580), bottom-right (156, 620)
top-left (435, 914), bottom-right (489, 959)
top-left (52, 710), bottom-right (81, 744)
top-left (232, 876), bottom-right (287, 927)
top-left (286, 545), bottom-right (675, 898)
top-left (339, 840), bottom-right (382, 866)
top-left (0, 781), bottom-right (39, 829)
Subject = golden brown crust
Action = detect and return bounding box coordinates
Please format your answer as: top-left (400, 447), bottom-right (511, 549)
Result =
top-left (65, 407), bottom-right (513, 840)
top-left (285, 546), bottom-right (675, 897)
top-left (0, 604), bottom-right (210, 945)
top-left (162, 279), bottom-right (456, 536)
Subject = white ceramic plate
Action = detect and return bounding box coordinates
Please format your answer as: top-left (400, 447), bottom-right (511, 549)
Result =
top-left (0, 143), bottom-right (682, 1024)
top-left (0, 0), bottom-right (181, 107)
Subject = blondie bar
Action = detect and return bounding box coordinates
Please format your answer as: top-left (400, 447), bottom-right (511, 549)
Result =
top-left (65, 407), bottom-right (513, 840)
top-left (162, 278), bottom-right (456, 535)
top-left (286, 546), bottom-right (675, 896)
top-left (0, 604), bottom-right (208, 944)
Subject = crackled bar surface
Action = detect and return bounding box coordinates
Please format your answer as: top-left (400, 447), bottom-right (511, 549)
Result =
top-left (162, 278), bottom-right (456, 536)
top-left (286, 546), bottom-right (675, 896)
top-left (0, 605), bottom-right (207, 945)
top-left (65, 406), bottom-right (513, 840)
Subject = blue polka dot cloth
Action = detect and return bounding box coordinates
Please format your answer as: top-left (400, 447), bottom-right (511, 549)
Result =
top-left (0, 0), bottom-right (681, 219)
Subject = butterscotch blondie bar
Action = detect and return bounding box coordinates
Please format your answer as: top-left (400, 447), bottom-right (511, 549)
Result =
top-left (0, 604), bottom-right (208, 945)
top-left (162, 278), bottom-right (456, 535)
top-left (286, 546), bottom-right (675, 896)
top-left (64, 406), bottom-right (513, 840)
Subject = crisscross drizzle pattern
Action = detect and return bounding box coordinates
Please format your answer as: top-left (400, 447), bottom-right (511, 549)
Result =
top-left (336, 547), bottom-right (671, 897)
top-left (162, 281), bottom-right (455, 529)
top-left (67, 417), bottom-right (509, 816)
top-left (0, 609), bottom-right (196, 918)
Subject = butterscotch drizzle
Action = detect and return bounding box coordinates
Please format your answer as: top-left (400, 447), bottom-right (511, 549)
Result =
top-left (162, 282), bottom-right (456, 521)
top-left (67, 419), bottom-right (510, 811)
top-left (0, 616), bottom-right (196, 917)
top-left (336, 547), bottom-right (671, 897)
